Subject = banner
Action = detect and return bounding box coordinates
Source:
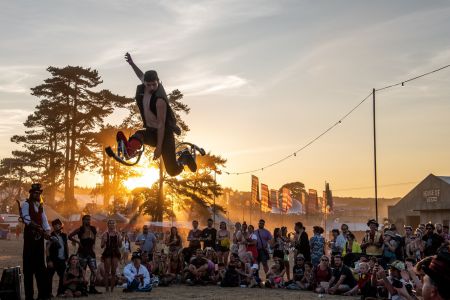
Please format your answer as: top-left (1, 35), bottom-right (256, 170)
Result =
top-left (282, 187), bottom-right (292, 213)
top-left (261, 184), bottom-right (270, 212)
top-left (251, 175), bottom-right (260, 206)
top-left (270, 189), bottom-right (278, 209)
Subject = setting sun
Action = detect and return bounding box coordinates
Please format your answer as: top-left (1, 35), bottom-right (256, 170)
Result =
top-left (123, 167), bottom-right (160, 190)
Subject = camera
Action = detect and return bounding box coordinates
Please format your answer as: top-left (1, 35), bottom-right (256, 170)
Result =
top-left (392, 278), bottom-right (403, 288)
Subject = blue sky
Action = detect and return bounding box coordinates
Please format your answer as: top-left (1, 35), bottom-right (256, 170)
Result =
top-left (1, 0), bottom-right (449, 197)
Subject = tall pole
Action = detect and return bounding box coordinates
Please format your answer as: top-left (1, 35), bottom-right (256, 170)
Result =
top-left (373, 88), bottom-right (379, 223)
top-left (213, 170), bottom-right (216, 227)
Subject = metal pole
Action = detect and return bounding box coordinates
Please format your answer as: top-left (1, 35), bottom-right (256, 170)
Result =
top-left (373, 88), bottom-right (379, 223)
top-left (213, 171), bottom-right (216, 227)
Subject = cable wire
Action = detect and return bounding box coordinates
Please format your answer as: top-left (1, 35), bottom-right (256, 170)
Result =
top-left (224, 64), bottom-right (450, 175)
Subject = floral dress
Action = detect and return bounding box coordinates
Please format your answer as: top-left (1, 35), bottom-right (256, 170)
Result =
top-left (309, 234), bottom-right (325, 267)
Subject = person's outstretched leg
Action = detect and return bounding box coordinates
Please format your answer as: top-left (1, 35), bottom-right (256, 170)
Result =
top-left (161, 130), bottom-right (195, 176)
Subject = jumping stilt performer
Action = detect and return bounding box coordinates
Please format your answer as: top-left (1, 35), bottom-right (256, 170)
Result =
top-left (110, 52), bottom-right (199, 175)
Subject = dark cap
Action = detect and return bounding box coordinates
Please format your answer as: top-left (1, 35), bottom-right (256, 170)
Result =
top-left (367, 219), bottom-right (379, 227)
top-left (131, 251), bottom-right (142, 260)
top-left (29, 183), bottom-right (43, 193)
top-left (143, 70), bottom-right (159, 82)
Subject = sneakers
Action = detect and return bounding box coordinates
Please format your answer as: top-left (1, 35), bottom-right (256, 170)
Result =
top-left (178, 149), bottom-right (197, 172)
top-left (116, 131), bottom-right (142, 159)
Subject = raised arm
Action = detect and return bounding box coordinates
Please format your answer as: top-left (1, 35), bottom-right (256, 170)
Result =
top-left (125, 52), bottom-right (144, 82)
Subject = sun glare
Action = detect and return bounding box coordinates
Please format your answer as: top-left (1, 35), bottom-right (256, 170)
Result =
top-left (124, 167), bottom-right (160, 190)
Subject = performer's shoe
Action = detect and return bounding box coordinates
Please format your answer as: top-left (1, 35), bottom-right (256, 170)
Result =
top-left (178, 149), bottom-right (197, 172)
top-left (116, 131), bottom-right (142, 159)
top-left (88, 286), bottom-right (102, 294)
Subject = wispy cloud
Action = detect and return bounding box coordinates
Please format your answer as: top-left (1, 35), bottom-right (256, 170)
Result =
top-left (0, 109), bottom-right (29, 135)
top-left (0, 65), bottom-right (43, 94)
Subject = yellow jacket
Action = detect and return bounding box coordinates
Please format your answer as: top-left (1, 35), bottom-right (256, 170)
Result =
top-left (342, 241), bottom-right (362, 256)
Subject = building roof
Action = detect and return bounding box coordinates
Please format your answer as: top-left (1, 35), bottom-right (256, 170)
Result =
top-left (437, 176), bottom-right (450, 185)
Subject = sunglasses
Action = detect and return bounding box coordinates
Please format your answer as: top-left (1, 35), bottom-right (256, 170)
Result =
top-left (321, 259), bottom-right (329, 262)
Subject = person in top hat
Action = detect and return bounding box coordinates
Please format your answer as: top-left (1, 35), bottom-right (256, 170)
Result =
top-left (361, 219), bottom-right (383, 257)
top-left (46, 218), bottom-right (68, 297)
top-left (20, 183), bottom-right (51, 300)
top-left (422, 247), bottom-right (450, 300)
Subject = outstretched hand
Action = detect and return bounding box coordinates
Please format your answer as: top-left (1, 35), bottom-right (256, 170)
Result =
top-left (124, 52), bottom-right (133, 64)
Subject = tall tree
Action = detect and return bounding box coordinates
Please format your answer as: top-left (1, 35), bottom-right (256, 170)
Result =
top-left (0, 157), bottom-right (29, 212)
top-left (12, 66), bottom-right (132, 210)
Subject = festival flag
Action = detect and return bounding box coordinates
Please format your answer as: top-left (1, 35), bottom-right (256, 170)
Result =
top-left (282, 187), bottom-right (292, 213)
top-left (270, 189), bottom-right (278, 209)
top-left (251, 175), bottom-right (260, 206)
top-left (260, 184), bottom-right (270, 212)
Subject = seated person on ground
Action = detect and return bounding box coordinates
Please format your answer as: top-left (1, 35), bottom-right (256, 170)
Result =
top-left (326, 255), bottom-right (357, 295)
top-left (123, 252), bottom-right (152, 292)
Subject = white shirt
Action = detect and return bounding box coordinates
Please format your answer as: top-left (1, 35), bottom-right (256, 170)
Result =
top-left (123, 263), bottom-right (150, 288)
top-left (20, 200), bottom-right (50, 231)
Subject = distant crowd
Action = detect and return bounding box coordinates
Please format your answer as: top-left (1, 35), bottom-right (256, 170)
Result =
top-left (36, 215), bottom-right (450, 300)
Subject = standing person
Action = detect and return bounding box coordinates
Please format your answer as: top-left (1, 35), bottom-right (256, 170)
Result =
top-left (422, 223), bottom-right (445, 257)
top-left (20, 183), bottom-right (51, 300)
top-left (246, 225), bottom-right (258, 262)
top-left (341, 224), bottom-right (350, 240)
top-left (118, 52), bottom-right (197, 175)
top-left (255, 219), bottom-right (272, 274)
top-left (68, 214), bottom-right (102, 294)
top-left (310, 226), bottom-right (325, 267)
top-left (342, 232), bottom-right (362, 267)
top-left (46, 219), bottom-right (68, 297)
top-left (280, 226), bottom-right (291, 281)
top-left (293, 222), bottom-right (311, 262)
top-left (135, 225), bottom-right (157, 261)
top-left (231, 222), bottom-right (243, 255)
top-left (101, 219), bottom-right (122, 292)
top-left (166, 226), bottom-right (182, 254)
top-left (381, 231), bottom-right (399, 266)
top-left (187, 220), bottom-right (202, 259)
top-left (202, 218), bottom-right (217, 250)
top-left (330, 229), bottom-right (346, 256)
top-left (122, 234), bottom-right (132, 264)
top-left (361, 219), bottom-right (383, 258)
top-left (216, 221), bottom-right (231, 265)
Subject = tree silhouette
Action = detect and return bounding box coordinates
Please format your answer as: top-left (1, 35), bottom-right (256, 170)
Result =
top-left (11, 66), bottom-right (132, 210)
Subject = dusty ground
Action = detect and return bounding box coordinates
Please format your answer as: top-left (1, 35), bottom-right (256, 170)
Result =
top-left (0, 238), bottom-right (356, 300)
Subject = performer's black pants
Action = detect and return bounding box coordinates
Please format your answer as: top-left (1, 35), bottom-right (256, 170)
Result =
top-left (47, 258), bottom-right (66, 296)
top-left (133, 128), bottom-right (182, 176)
top-left (23, 231), bottom-right (48, 300)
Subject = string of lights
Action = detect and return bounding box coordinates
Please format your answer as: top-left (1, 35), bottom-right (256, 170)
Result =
top-left (224, 64), bottom-right (450, 176)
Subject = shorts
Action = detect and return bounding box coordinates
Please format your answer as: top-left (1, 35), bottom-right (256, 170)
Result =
top-left (257, 249), bottom-right (269, 264)
top-left (78, 254), bottom-right (97, 270)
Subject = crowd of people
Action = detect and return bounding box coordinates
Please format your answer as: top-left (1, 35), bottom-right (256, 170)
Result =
top-left (20, 184), bottom-right (450, 300)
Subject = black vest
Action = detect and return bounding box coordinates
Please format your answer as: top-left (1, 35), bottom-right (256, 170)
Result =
top-left (26, 199), bottom-right (43, 226)
top-left (135, 83), bottom-right (181, 135)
